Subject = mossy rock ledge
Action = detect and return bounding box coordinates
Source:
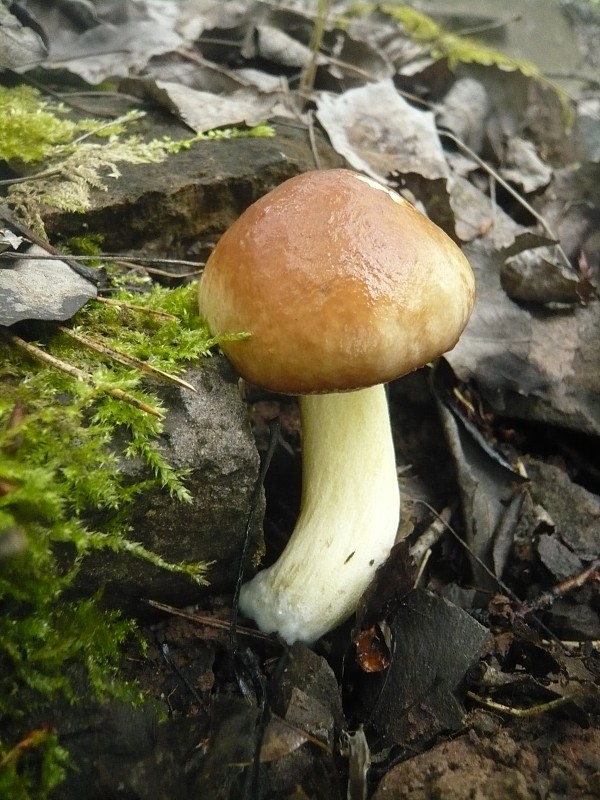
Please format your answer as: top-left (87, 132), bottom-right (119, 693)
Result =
top-left (74, 355), bottom-right (263, 613)
top-left (43, 117), bottom-right (343, 257)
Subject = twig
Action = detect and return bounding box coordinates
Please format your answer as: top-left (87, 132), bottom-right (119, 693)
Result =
top-left (94, 297), bottom-right (178, 319)
top-left (525, 561), bottom-right (600, 612)
top-left (0, 251), bottom-right (204, 269)
top-left (467, 689), bottom-right (577, 717)
top-left (0, 169), bottom-right (62, 187)
top-left (2, 330), bottom-right (164, 418)
top-left (145, 599), bottom-right (278, 646)
top-left (415, 498), bottom-right (566, 649)
top-left (409, 506), bottom-right (452, 565)
top-left (306, 113), bottom-right (323, 170)
top-left (0, 205), bottom-right (98, 283)
top-left (108, 259), bottom-right (203, 279)
top-left (58, 326), bottom-right (198, 393)
top-left (230, 418), bottom-right (281, 653)
top-left (69, 110), bottom-right (145, 145)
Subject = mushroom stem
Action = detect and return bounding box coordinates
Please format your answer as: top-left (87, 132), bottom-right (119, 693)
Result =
top-left (239, 384), bottom-right (400, 644)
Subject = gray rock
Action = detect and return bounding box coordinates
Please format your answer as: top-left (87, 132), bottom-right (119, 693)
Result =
top-left (0, 245), bottom-right (96, 325)
top-left (78, 355), bottom-right (264, 612)
top-left (44, 118), bottom-right (343, 258)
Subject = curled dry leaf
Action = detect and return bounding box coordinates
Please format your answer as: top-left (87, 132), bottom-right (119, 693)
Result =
top-left (501, 245), bottom-right (589, 305)
top-left (500, 136), bottom-right (553, 193)
top-left (316, 79), bottom-right (448, 184)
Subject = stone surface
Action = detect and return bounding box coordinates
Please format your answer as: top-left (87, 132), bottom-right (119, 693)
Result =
top-left (78, 355), bottom-right (263, 612)
top-left (0, 245), bottom-right (96, 325)
top-left (44, 116), bottom-right (343, 258)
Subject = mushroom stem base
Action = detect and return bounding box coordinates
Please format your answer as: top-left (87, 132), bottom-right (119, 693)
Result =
top-left (239, 384), bottom-right (400, 644)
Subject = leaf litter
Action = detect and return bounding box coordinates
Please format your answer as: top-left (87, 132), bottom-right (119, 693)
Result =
top-left (2, 0), bottom-right (600, 798)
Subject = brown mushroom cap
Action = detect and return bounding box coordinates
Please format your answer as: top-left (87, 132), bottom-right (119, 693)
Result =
top-left (199, 169), bottom-right (475, 394)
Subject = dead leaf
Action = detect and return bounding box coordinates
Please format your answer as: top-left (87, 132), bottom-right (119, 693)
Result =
top-left (25, 0), bottom-right (183, 84)
top-left (259, 715), bottom-right (310, 763)
top-left (316, 79), bottom-right (449, 184)
top-left (500, 136), bottom-right (553, 193)
top-left (436, 77), bottom-right (489, 153)
top-left (448, 238), bottom-right (600, 437)
top-left (126, 79), bottom-right (280, 131)
top-left (501, 245), bottom-right (587, 305)
top-left (0, 3), bottom-right (47, 69)
top-left (355, 589), bottom-right (489, 748)
top-left (434, 361), bottom-right (527, 586)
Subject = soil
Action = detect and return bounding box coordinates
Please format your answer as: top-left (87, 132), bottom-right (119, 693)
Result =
top-left (372, 715), bottom-right (600, 800)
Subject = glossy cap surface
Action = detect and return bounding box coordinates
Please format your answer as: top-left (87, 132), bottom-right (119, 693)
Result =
top-left (199, 169), bottom-right (475, 394)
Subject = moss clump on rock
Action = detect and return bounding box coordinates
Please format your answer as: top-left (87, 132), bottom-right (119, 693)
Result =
top-left (0, 282), bottom-right (223, 798)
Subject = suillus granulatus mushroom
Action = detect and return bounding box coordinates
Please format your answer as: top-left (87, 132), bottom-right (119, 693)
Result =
top-left (198, 169), bottom-right (475, 644)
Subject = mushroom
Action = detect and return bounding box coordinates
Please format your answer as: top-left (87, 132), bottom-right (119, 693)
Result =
top-left (198, 168), bottom-right (475, 644)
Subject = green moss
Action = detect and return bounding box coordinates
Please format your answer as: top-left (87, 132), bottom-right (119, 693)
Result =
top-left (0, 282), bottom-right (226, 798)
top-left (378, 4), bottom-right (541, 75)
top-left (0, 727), bottom-right (70, 800)
top-left (0, 86), bottom-right (90, 163)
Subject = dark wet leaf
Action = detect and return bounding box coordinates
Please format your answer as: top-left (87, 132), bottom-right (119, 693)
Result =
top-left (355, 540), bottom-right (416, 629)
top-left (434, 360), bottom-right (527, 587)
top-left (449, 238), bottom-right (600, 437)
top-left (197, 695), bottom-right (260, 797)
top-left (535, 163), bottom-right (600, 268)
top-left (501, 245), bottom-right (588, 305)
top-left (317, 28), bottom-right (394, 90)
top-left (355, 589), bottom-right (489, 748)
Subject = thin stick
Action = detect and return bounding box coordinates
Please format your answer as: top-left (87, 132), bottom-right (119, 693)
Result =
top-left (3, 330), bottom-right (164, 418)
top-left (93, 297), bottom-right (178, 319)
top-left (1, 252), bottom-right (204, 269)
top-left (58, 326), bottom-right (198, 393)
top-left (69, 110), bottom-right (145, 145)
top-left (230, 418), bottom-right (281, 653)
top-left (467, 689), bottom-right (577, 717)
top-left (145, 598), bottom-right (277, 646)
